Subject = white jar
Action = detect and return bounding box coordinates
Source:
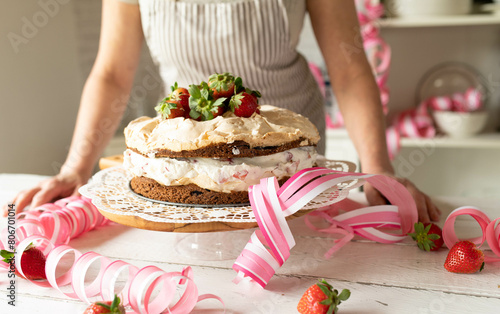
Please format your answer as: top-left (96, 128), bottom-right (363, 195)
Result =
top-left (385, 0), bottom-right (472, 17)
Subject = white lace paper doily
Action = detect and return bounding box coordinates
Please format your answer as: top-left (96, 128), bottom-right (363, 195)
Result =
top-left (79, 160), bottom-right (361, 228)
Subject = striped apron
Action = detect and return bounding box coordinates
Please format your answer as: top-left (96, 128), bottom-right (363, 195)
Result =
top-left (138, 0), bottom-right (326, 153)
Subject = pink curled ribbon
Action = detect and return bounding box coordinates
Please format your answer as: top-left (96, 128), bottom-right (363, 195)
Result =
top-left (442, 206), bottom-right (500, 263)
top-left (0, 196), bottom-right (224, 313)
top-left (233, 168), bottom-right (418, 288)
top-left (0, 196), bottom-right (108, 254)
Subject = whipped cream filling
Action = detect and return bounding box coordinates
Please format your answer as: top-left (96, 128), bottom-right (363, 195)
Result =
top-left (123, 147), bottom-right (318, 193)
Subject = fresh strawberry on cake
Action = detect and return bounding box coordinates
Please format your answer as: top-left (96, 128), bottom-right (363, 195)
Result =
top-left (123, 73), bottom-right (320, 205)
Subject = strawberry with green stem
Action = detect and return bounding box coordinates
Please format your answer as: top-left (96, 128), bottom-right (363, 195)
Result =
top-left (83, 295), bottom-right (125, 314)
top-left (169, 82), bottom-right (190, 114)
top-left (444, 240), bottom-right (485, 274)
top-left (169, 82), bottom-right (189, 100)
top-left (208, 72), bottom-right (242, 99)
top-left (1, 243), bottom-right (47, 280)
top-left (229, 88), bottom-right (261, 118)
top-left (408, 222), bottom-right (444, 252)
top-left (297, 279), bottom-right (350, 314)
top-left (188, 82), bottom-right (227, 121)
top-left (155, 97), bottom-right (185, 119)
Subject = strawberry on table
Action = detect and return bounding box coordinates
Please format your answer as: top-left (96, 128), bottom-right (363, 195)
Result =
top-left (83, 295), bottom-right (125, 314)
top-left (297, 279), bottom-right (350, 314)
top-left (208, 72), bottom-right (242, 99)
top-left (1, 243), bottom-right (47, 280)
top-left (408, 222), bottom-right (444, 252)
top-left (444, 240), bottom-right (485, 274)
top-left (155, 98), bottom-right (186, 119)
top-left (229, 89), bottom-right (261, 118)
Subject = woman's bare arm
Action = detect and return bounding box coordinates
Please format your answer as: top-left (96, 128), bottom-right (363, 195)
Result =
top-left (307, 0), bottom-right (440, 222)
top-left (7, 0), bottom-right (144, 214)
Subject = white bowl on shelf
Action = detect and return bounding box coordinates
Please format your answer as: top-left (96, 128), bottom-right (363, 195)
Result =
top-left (433, 111), bottom-right (488, 138)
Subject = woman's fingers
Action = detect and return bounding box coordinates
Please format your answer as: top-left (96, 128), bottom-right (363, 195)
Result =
top-left (12, 187), bottom-right (42, 215)
top-left (426, 195), bottom-right (441, 222)
top-left (364, 175), bottom-right (440, 224)
top-left (31, 186), bottom-right (63, 209)
top-left (3, 174), bottom-right (84, 217)
top-left (413, 190), bottom-right (431, 224)
top-left (364, 184), bottom-right (387, 206)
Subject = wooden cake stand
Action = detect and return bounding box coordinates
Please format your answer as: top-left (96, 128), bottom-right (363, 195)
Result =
top-left (83, 155), bottom-right (356, 233)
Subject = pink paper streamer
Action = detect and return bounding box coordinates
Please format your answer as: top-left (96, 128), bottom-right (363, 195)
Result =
top-left (233, 168), bottom-right (418, 288)
top-left (0, 196), bottom-right (224, 313)
top-left (442, 206), bottom-right (500, 263)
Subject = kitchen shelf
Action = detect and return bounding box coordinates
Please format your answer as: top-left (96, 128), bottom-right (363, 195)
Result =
top-left (379, 14), bottom-right (500, 28)
top-left (326, 129), bottom-right (500, 149)
top-left (400, 132), bottom-right (500, 149)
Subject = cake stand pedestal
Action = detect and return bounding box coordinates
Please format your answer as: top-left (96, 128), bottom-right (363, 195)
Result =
top-left (80, 159), bottom-right (357, 260)
top-left (174, 230), bottom-right (252, 261)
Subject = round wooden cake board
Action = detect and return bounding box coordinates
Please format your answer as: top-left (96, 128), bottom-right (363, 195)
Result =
top-left (95, 206), bottom-right (316, 233)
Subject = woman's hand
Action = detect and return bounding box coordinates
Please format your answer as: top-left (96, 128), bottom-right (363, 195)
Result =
top-left (3, 171), bottom-right (88, 216)
top-left (2, 1), bottom-right (144, 217)
top-left (364, 173), bottom-right (441, 224)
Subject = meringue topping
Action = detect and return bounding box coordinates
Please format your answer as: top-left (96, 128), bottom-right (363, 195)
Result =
top-left (124, 105), bottom-right (320, 155)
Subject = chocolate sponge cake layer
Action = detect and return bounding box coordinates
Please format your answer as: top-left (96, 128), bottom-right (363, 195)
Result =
top-left (130, 176), bottom-right (288, 205)
top-left (129, 139), bottom-right (313, 158)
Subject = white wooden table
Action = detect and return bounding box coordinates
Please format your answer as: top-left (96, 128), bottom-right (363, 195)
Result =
top-left (1, 174), bottom-right (500, 313)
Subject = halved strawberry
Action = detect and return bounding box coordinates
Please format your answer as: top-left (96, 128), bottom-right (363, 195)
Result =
top-left (155, 98), bottom-right (185, 119)
top-left (188, 82), bottom-right (227, 121)
top-left (229, 89), bottom-right (261, 118)
top-left (232, 170), bottom-right (248, 180)
top-left (208, 72), bottom-right (242, 99)
top-left (1, 243), bottom-right (47, 280)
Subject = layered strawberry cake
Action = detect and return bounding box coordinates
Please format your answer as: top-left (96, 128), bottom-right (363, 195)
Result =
top-left (123, 73), bottom-right (320, 205)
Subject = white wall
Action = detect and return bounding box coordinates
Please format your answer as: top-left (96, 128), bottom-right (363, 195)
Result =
top-left (0, 0), bottom-right (82, 175)
top-left (0, 0), bottom-right (162, 175)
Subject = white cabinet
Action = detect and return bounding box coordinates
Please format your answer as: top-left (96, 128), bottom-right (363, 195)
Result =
top-left (315, 14), bottom-right (500, 198)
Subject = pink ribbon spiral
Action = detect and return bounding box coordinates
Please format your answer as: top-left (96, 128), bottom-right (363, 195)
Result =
top-left (0, 196), bottom-right (223, 313)
top-left (233, 168), bottom-right (418, 288)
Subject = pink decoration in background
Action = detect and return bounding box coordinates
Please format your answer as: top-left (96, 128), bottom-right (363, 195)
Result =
top-left (309, 62), bottom-right (326, 99)
top-left (233, 167), bottom-right (418, 288)
top-left (386, 87), bottom-right (483, 159)
top-left (0, 197), bottom-right (223, 313)
top-left (358, 0), bottom-right (391, 114)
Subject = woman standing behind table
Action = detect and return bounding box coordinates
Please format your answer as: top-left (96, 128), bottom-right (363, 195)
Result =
top-left (7, 0), bottom-right (440, 223)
